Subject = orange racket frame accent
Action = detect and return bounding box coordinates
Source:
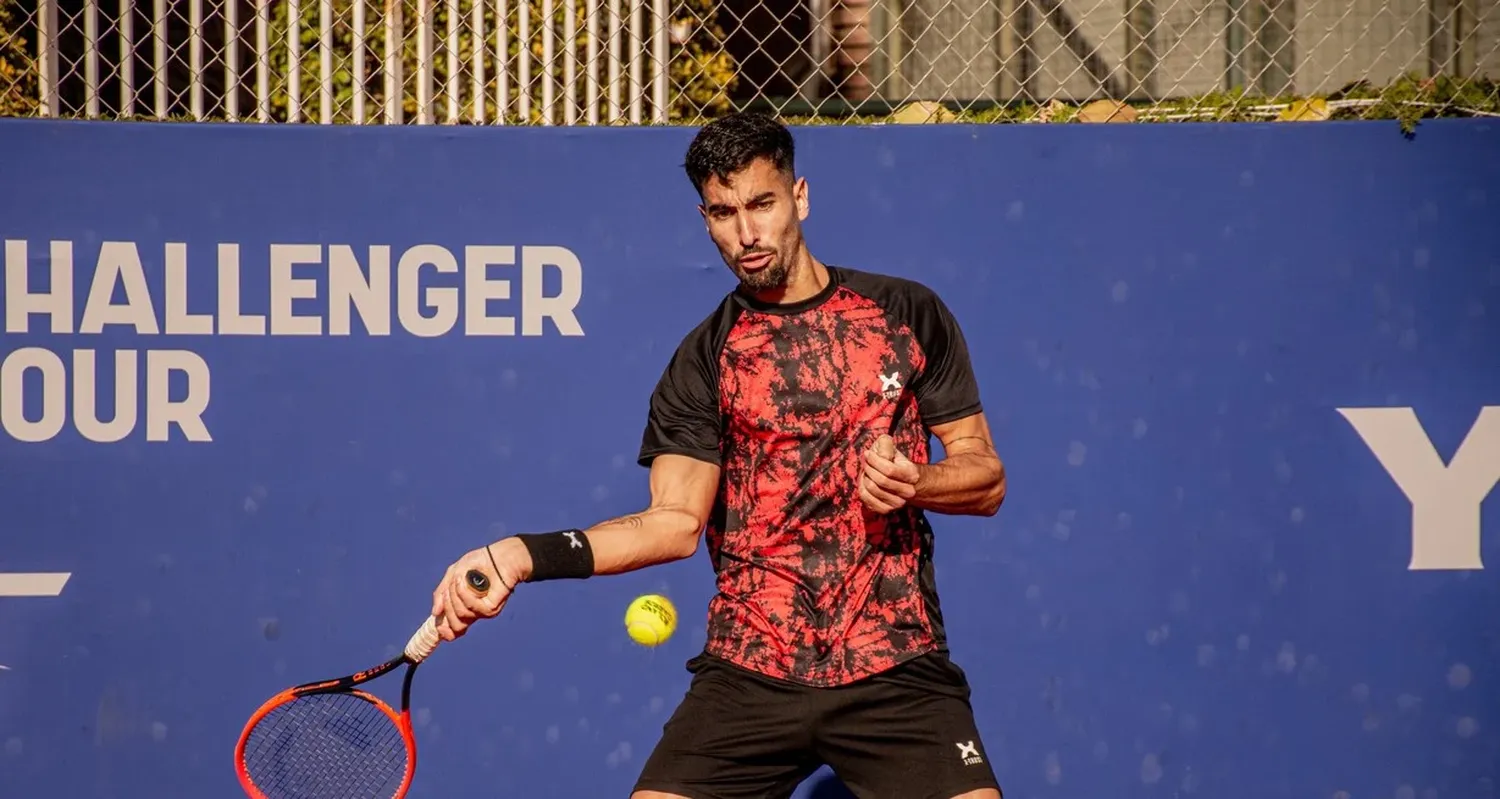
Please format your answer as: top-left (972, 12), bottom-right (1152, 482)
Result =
top-left (233, 569), bottom-right (491, 799)
top-left (233, 654), bottom-right (423, 799)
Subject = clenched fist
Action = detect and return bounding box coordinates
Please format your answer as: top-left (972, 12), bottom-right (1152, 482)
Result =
top-left (860, 434), bottom-right (921, 514)
top-left (430, 538), bottom-right (525, 641)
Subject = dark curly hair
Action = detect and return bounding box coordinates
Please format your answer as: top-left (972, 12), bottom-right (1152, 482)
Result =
top-left (683, 111), bottom-right (796, 197)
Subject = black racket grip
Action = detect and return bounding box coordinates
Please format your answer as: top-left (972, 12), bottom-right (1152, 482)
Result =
top-left (465, 569), bottom-right (491, 594)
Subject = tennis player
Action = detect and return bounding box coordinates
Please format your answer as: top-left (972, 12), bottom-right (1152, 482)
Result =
top-left (431, 111), bottom-right (1007, 799)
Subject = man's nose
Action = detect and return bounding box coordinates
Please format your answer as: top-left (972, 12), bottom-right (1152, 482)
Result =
top-left (736, 214), bottom-right (758, 248)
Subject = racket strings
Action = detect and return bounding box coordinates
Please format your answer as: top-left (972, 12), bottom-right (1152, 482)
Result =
top-left (242, 692), bottom-right (409, 798)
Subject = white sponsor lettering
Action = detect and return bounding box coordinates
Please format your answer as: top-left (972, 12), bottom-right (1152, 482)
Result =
top-left (0, 348), bottom-right (211, 442)
top-left (3, 239), bottom-right (585, 338)
top-left (1338, 406), bottom-right (1500, 570)
top-left (0, 238), bottom-right (586, 442)
top-left (0, 572), bottom-right (71, 597)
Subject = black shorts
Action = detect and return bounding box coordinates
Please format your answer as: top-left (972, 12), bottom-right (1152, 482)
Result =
top-left (632, 650), bottom-right (1002, 799)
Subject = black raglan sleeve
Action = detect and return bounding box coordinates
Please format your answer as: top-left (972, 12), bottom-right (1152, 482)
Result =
top-left (637, 306), bottom-right (730, 468)
top-left (905, 283), bottom-right (984, 427)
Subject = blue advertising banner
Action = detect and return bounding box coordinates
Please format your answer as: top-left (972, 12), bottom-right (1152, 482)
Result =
top-left (0, 117), bottom-right (1497, 798)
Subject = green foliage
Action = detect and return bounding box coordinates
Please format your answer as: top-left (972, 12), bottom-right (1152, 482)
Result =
top-left (666, 7), bottom-right (735, 121)
top-left (1327, 73), bottom-right (1500, 134)
top-left (0, 0), bottom-right (36, 116)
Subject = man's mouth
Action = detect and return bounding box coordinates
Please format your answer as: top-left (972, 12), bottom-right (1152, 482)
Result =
top-left (739, 251), bottom-right (773, 271)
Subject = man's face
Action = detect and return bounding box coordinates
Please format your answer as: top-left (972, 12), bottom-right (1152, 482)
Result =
top-left (697, 157), bottom-right (809, 293)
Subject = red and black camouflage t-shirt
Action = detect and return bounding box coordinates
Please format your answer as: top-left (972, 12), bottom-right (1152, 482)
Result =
top-left (637, 265), bottom-right (984, 688)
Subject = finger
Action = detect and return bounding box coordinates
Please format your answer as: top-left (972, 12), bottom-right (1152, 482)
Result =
top-left (437, 563), bottom-right (462, 617)
top-left (432, 564), bottom-right (453, 617)
top-left (895, 464), bottom-right (922, 484)
top-left (441, 579), bottom-right (467, 638)
top-left (862, 461), bottom-right (906, 493)
top-left (860, 474), bottom-right (903, 512)
top-left (450, 572), bottom-right (480, 621)
top-left (861, 484), bottom-right (896, 514)
top-left (439, 594), bottom-right (458, 640)
top-left (891, 452), bottom-right (922, 482)
top-left (864, 446), bottom-right (897, 474)
top-left (863, 462), bottom-right (916, 499)
top-left (442, 614), bottom-right (466, 641)
top-left (874, 435), bottom-right (897, 459)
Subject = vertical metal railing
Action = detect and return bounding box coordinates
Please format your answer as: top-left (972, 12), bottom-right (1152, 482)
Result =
top-left (384, 0), bottom-right (403, 122)
top-left (83, 0), bottom-right (99, 116)
top-left (152, 0), bottom-right (167, 115)
top-left (25, 0), bottom-right (674, 124)
top-left (469, 0), bottom-right (486, 122)
top-left (286, 0), bottom-right (301, 120)
top-left (189, 0), bottom-right (204, 117)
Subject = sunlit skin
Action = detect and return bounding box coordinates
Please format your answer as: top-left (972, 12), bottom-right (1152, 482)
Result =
top-left (696, 156), bottom-right (830, 306)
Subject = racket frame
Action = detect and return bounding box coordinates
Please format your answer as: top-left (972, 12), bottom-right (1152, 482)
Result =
top-left (233, 568), bottom-right (490, 799)
top-left (233, 652), bottom-right (423, 799)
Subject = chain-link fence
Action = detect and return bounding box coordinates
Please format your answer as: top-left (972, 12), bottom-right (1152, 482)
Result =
top-left (1, 0), bottom-right (1497, 124)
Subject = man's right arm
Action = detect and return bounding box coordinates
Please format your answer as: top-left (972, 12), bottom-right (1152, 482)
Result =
top-left (489, 453), bottom-right (720, 582)
top-left (435, 307), bottom-right (729, 631)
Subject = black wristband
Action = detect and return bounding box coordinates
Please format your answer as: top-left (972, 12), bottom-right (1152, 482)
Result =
top-left (516, 529), bottom-right (595, 582)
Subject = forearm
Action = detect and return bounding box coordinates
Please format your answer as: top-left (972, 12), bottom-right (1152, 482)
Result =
top-left (490, 506), bottom-right (702, 583)
top-left (578, 508), bottom-right (704, 575)
top-left (912, 451), bottom-right (1006, 516)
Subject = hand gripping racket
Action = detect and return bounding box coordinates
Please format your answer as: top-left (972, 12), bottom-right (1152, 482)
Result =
top-left (234, 569), bottom-right (491, 799)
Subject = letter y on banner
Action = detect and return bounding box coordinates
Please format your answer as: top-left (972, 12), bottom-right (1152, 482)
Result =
top-left (1338, 406), bottom-right (1500, 570)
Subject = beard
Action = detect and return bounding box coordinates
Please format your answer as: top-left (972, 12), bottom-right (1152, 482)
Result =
top-left (729, 248), bottom-right (789, 292)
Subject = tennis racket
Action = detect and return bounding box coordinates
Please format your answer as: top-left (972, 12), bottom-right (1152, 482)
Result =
top-left (233, 568), bottom-right (492, 799)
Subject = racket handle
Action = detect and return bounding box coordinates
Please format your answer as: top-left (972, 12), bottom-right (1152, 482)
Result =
top-left (405, 616), bottom-right (442, 662)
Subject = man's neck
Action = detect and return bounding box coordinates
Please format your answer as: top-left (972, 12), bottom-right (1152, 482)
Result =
top-left (747, 251), bottom-right (827, 306)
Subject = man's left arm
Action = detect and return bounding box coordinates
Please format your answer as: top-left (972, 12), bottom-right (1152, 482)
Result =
top-left (860, 413), bottom-right (1006, 517)
top-left (913, 413), bottom-right (1006, 515)
top-left (859, 280), bottom-right (1005, 518)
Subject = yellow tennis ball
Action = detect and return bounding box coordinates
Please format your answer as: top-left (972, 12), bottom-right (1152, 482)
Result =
top-left (624, 594), bottom-right (677, 647)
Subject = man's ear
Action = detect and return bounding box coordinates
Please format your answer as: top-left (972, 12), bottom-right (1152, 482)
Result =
top-left (794, 176), bottom-right (809, 221)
